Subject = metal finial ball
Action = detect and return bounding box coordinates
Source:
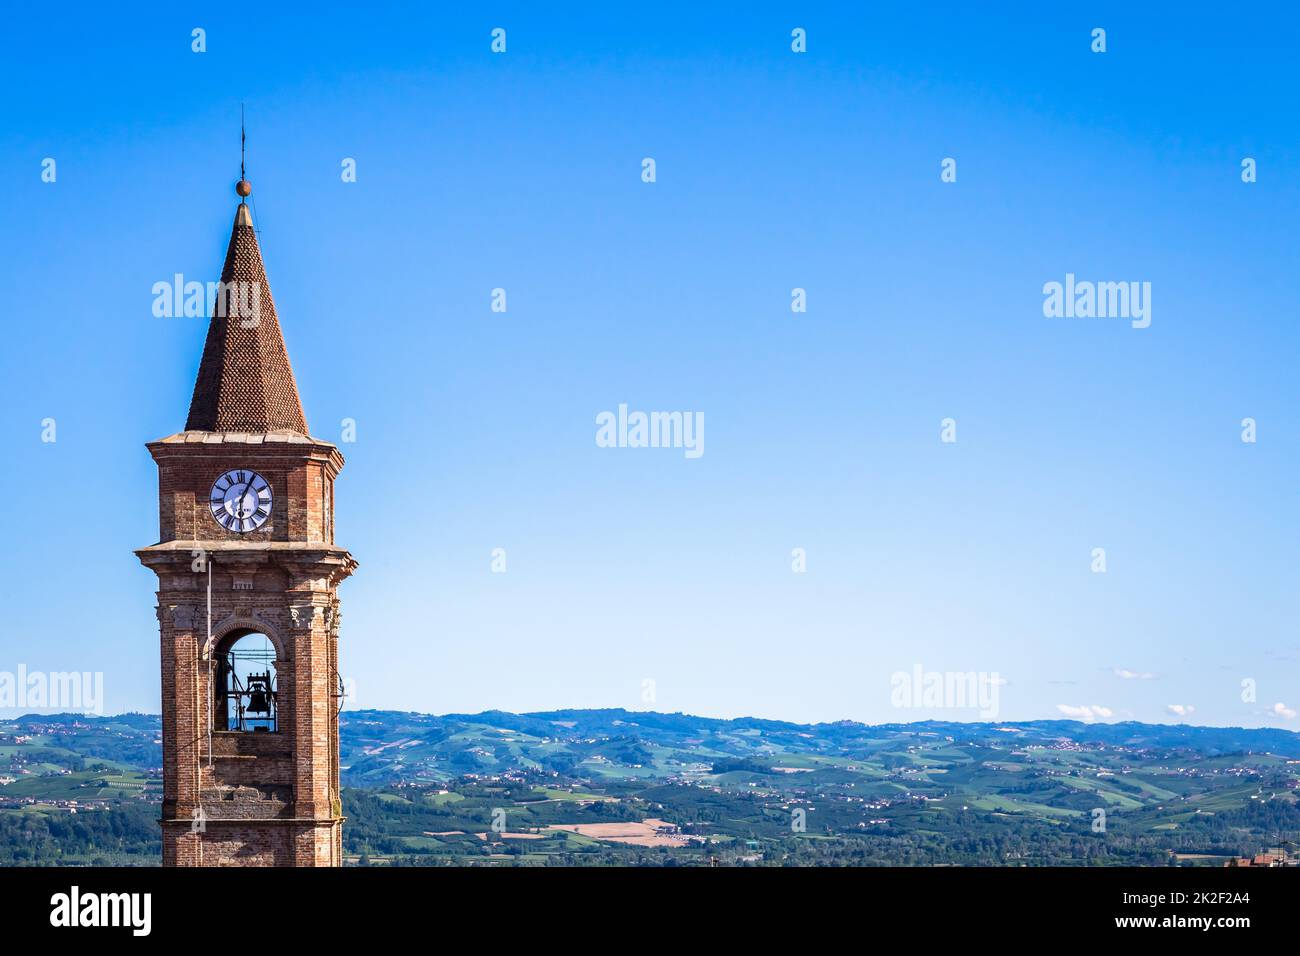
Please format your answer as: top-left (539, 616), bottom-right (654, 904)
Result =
top-left (236, 179), bottom-right (252, 198)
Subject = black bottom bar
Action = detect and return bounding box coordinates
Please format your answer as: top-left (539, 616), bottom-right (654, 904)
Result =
top-left (0, 864), bottom-right (1281, 942)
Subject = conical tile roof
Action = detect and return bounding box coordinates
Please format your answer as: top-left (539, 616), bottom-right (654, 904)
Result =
top-left (185, 202), bottom-right (309, 434)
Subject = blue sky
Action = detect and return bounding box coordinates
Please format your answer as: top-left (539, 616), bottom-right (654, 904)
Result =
top-left (2, 3), bottom-right (1298, 727)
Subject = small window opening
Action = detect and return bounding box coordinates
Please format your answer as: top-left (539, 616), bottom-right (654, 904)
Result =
top-left (215, 633), bottom-right (278, 733)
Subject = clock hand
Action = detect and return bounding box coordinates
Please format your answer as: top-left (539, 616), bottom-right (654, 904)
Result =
top-left (241, 481), bottom-right (258, 518)
top-left (227, 478), bottom-right (250, 520)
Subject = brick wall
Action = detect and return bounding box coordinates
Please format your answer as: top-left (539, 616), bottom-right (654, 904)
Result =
top-left (140, 433), bottom-right (355, 867)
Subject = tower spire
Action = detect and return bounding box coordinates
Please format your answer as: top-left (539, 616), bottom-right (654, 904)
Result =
top-left (184, 164), bottom-right (308, 435)
top-left (236, 105), bottom-right (251, 201)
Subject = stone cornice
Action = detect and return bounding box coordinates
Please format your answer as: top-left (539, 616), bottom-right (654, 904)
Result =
top-left (146, 431), bottom-right (346, 477)
top-left (136, 541), bottom-right (358, 585)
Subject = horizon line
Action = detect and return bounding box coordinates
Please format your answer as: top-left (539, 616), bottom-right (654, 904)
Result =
top-left (6, 707), bottom-right (1299, 736)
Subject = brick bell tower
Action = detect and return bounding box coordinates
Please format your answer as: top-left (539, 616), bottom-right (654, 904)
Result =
top-left (137, 175), bottom-right (356, 866)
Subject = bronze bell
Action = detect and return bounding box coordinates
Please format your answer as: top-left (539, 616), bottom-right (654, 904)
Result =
top-left (246, 673), bottom-right (272, 715)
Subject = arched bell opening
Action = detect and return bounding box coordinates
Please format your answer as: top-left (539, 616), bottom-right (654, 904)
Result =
top-left (213, 630), bottom-right (278, 733)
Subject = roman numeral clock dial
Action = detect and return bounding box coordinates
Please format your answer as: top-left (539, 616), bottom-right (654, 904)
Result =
top-left (209, 469), bottom-right (272, 533)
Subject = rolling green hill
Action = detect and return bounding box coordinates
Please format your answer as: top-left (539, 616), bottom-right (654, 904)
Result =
top-left (2, 710), bottom-right (1298, 865)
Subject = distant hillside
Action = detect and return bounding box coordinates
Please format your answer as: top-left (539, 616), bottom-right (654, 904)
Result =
top-left (4, 709), bottom-right (1298, 786)
top-left (4, 710), bottom-right (1299, 866)
top-left (337, 709), bottom-right (1300, 786)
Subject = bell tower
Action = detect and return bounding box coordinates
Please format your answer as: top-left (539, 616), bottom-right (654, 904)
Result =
top-left (137, 175), bottom-right (357, 866)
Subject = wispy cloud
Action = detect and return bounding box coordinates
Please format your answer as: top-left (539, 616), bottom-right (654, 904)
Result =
top-left (1057, 704), bottom-right (1114, 723)
top-left (1166, 704), bottom-right (1195, 718)
top-left (1113, 668), bottom-right (1157, 680)
top-left (1271, 702), bottom-right (1297, 720)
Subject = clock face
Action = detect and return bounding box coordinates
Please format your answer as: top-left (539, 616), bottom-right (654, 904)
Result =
top-left (209, 469), bottom-right (272, 533)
